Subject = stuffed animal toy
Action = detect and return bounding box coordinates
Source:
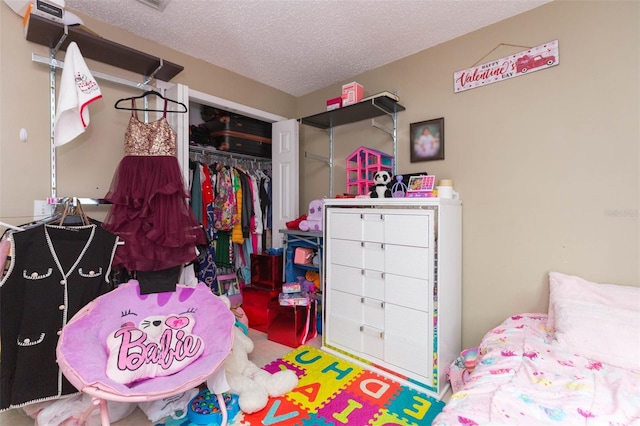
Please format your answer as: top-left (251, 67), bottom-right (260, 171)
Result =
top-left (305, 270), bottom-right (321, 291)
top-left (370, 171), bottom-right (392, 198)
top-left (299, 198), bottom-right (324, 231)
top-left (209, 297), bottom-right (299, 414)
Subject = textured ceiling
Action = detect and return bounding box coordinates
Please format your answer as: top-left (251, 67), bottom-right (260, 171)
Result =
top-left (65, 0), bottom-right (551, 97)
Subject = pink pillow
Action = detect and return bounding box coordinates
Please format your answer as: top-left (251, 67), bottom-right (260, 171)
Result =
top-left (553, 298), bottom-right (640, 370)
top-left (547, 272), bottom-right (640, 330)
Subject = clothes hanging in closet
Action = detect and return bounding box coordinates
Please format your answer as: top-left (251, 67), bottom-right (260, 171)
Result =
top-left (0, 223), bottom-right (118, 410)
top-left (102, 98), bottom-right (206, 288)
top-left (195, 163), bottom-right (219, 293)
top-left (188, 159), bottom-right (271, 285)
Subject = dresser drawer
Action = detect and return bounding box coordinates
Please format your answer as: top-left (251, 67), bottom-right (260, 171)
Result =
top-left (385, 273), bottom-right (430, 312)
top-left (385, 244), bottom-right (431, 279)
top-left (328, 212), bottom-right (364, 241)
top-left (382, 213), bottom-right (431, 247)
top-left (329, 210), bottom-right (432, 249)
top-left (330, 239), bottom-right (363, 267)
top-left (326, 290), bottom-right (363, 353)
top-left (384, 303), bottom-right (432, 380)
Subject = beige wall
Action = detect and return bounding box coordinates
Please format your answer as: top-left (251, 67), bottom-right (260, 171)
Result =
top-left (297, 0), bottom-right (639, 347)
top-left (1, 1), bottom-right (638, 348)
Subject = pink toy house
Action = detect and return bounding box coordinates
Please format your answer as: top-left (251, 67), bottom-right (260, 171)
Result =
top-left (346, 146), bottom-right (394, 195)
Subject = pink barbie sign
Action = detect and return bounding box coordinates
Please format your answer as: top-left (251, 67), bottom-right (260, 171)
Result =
top-left (454, 40), bottom-right (559, 93)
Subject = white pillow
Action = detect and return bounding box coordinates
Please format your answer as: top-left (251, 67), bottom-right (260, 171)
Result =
top-left (547, 272), bottom-right (640, 330)
top-left (548, 272), bottom-right (640, 371)
top-left (553, 297), bottom-right (640, 371)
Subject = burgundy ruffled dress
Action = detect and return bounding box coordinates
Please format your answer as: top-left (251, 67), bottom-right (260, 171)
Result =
top-left (103, 99), bottom-right (206, 272)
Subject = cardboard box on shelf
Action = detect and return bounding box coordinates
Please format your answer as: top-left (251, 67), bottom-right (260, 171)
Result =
top-left (341, 82), bottom-right (364, 106)
top-left (326, 96), bottom-right (342, 111)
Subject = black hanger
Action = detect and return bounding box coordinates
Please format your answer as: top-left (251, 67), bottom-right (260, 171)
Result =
top-left (114, 90), bottom-right (188, 113)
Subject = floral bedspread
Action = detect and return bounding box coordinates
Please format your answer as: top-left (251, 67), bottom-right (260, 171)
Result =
top-left (433, 314), bottom-right (640, 425)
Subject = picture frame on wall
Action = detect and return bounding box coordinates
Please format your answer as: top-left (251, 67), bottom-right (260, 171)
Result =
top-left (410, 118), bottom-right (444, 162)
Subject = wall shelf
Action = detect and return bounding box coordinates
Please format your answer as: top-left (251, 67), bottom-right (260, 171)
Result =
top-left (299, 96), bottom-right (405, 129)
top-left (25, 14), bottom-right (183, 81)
top-left (299, 94), bottom-right (405, 196)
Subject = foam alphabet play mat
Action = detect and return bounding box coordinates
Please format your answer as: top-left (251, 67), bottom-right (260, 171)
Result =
top-left (158, 345), bottom-right (445, 425)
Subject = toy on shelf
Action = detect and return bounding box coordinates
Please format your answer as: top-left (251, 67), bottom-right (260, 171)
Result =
top-left (299, 199), bottom-right (324, 231)
top-left (279, 291), bottom-right (311, 306)
top-left (369, 170), bottom-right (393, 198)
top-left (304, 270), bottom-right (320, 291)
top-left (391, 175), bottom-right (408, 198)
top-left (406, 174), bottom-right (437, 198)
top-left (346, 146), bottom-right (394, 195)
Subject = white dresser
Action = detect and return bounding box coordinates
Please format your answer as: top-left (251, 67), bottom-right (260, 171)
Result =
top-left (322, 198), bottom-right (462, 398)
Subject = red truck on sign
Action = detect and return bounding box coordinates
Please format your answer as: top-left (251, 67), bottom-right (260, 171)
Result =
top-left (515, 54), bottom-right (556, 73)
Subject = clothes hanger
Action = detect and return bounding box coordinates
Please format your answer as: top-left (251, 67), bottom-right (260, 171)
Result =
top-left (114, 90), bottom-right (188, 113)
top-left (58, 198), bottom-right (91, 226)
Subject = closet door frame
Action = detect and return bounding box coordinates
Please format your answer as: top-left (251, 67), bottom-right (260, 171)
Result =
top-left (166, 84), bottom-right (299, 248)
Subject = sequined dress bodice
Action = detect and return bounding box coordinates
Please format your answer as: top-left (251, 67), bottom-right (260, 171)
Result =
top-left (124, 115), bottom-right (176, 156)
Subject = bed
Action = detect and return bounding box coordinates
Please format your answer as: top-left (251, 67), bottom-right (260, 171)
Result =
top-left (433, 272), bottom-right (640, 426)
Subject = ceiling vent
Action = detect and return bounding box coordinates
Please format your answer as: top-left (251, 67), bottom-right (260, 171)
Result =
top-left (135, 0), bottom-right (170, 11)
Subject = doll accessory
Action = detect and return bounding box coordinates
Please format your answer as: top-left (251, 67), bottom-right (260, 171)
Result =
top-left (391, 175), bottom-right (409, 198)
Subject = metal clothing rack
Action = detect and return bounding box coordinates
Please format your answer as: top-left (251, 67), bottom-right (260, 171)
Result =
top-left (29, 20), bottom-right (179, 200)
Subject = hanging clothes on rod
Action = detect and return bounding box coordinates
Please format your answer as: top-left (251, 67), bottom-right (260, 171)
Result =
top-left (188, 154), bottom-right (273, 288)
top-left (114, 90), bottom-right (187, 113)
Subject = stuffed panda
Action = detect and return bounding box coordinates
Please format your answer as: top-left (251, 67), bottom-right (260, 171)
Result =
top-left (370, 171), bottom-right (393, 198)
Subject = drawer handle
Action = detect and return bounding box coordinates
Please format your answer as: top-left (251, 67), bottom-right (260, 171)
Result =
top-left (380, 272), bottom-right (385, 279)
top-left (359, 326), bottom-right (384, 339)
top-left (361, 297), bottom-right (364, 303)
top-left (380, 243), bottom-right (384, 249)
top-left (380, 302), bottom-right (384, 308)
top-left (361, 269), bottom-right (365, 275)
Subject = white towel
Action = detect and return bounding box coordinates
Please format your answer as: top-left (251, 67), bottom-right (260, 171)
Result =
top-left (54, 41), bottom-right (102, 147)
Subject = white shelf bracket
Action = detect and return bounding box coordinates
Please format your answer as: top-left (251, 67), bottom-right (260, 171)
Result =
top-left (371, 118), bottom-right (393, 136)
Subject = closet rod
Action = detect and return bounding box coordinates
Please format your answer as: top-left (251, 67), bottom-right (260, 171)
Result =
top-left (189, 146), bottom-right (272, 163)
top-left (0, 221), bottom-right (24, 232)
top-left (47, 197), bottom-right (110, 206)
